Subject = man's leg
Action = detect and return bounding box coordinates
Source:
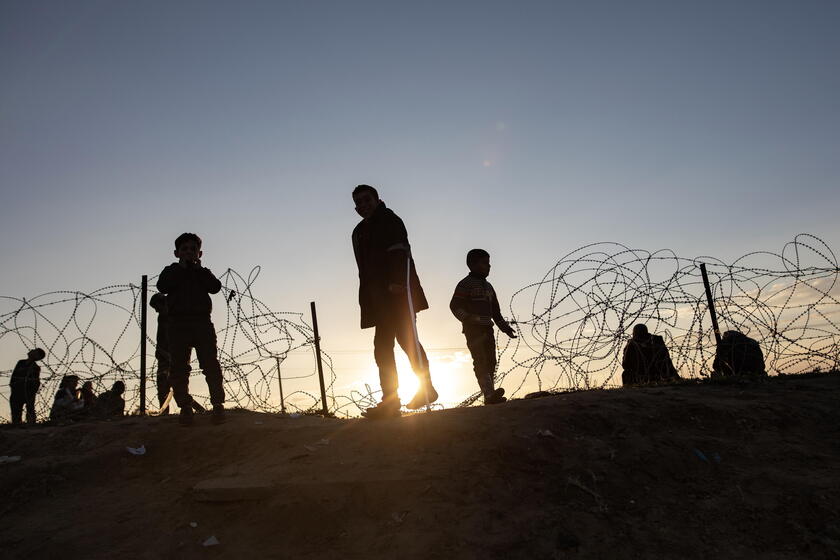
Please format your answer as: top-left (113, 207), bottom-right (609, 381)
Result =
top-left (167, 324), bottom-right (195, 411)
top-left (394, 311), bottom-right (438, 409)
top-left (24, 392), bottom-right (37, 424)
top-left (156, 368), bottom-right (170, 408)
top-left (194, 322), bottom-right (225, 407)
top-left (373, 317), bottom-right (400, 403)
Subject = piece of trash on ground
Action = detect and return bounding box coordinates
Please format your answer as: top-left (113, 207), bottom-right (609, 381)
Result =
top-left (712, 452), bottom-right (722, 464)
top-left (537, 429), bottom-right (556, 438)
top-left (0, 455), bottom-right (22, 464)
top-left (303, 445), bottom-right (317, 452)
top-left (254, 421), bottom-right (263, 425)
top-left (189, 522), bottom-right (198, 528)
top-left (315, 438), bottom-right (330, 446)
top-left (693, 449), bottom-right (709, 463)
top-left (289, 413), bottom-right (302, 419)
top-left (126, 446), bottom-right (146, 456)
top-left (202, 535), bottom-right (220, 547)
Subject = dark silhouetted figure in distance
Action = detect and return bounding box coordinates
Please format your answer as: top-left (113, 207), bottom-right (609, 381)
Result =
top-left (156, 232), bottom-right (226, 426)
top-left (351, 184), bottom-right (438, 418)
top-left (621, 324), bottom-right (680, 385)
top-left (9, 348), bottom-right (46, 425)
top-left (713, 330), bottom-right (766, 377)
top-left (50, 375), bottom-right (83, 422)
top-left (450, 249), bottom-right (516, 404)
top-left (96, 380), bottom-right (126, 417)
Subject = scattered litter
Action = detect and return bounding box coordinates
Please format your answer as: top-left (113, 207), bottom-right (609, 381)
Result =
top-left (254, 421), bottom-right (263, 425)
top-left (159, 477), bottom-right (171, 484)
top-left (0, 455), bottom-right (22, 464)
top-left (202, 536), bottom-right (220, 547)
top-left (693, 449), bottom-right (709, 463)
top-left (126, 446), bottom-right (146, 456)
top-left (537, 429), bottom-right (556, 438)
top-left (189, 522), bottom-right (198, 528)
top-left (390, 511), bottom-right (408, 524)
top-left (314, 438), bottom-right (330, 446)
top-left (289, 413), bottom-right (302, 419)
top-left (303, 445), bottom-right (317, 452)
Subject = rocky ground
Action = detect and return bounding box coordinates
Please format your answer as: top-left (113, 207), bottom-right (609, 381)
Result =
top-left (1, 372), bottom-right (839, 559)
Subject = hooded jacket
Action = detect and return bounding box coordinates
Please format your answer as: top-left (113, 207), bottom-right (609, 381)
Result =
top-left (352, 201), bottom-right (428, 329)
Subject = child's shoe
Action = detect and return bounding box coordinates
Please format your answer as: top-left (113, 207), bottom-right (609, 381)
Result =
top-left (211, 404), bottom-right (226, 425)
top-left (484, 387), bottom-right (506, 405)
top-left (178, 408), bottom-right (195, 426)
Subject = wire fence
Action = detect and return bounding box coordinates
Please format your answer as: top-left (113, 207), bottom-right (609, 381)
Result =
top-left (2, 234), bottom-right (839, 422)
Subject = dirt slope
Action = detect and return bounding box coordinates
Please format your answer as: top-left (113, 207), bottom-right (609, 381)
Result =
top-left (1, 373), bottom-right (839, 559)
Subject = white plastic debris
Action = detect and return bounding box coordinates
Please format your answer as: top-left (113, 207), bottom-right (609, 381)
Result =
top-left (202, 536), bottom-right (220, 547)
top-left (537, 429), bottom-right (556, 438)
top-left (0, 455), bottom-right (22, 464)
top-left (126, 445), bottom-right (146, 455)
top-left (315, 438), bottom-right (330, 446)
top-left (303, 445), bottom-right (317, 452)
top-left (254, 421), bottom-right (264, 425)
top-left (189, 522), bottom-right (198, 528)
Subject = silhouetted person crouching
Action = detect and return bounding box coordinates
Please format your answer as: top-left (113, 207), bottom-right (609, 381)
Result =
top-left (9, 348), bottom-right (46, 425)
top-left (50, 375), bottom-right (84, 422)
top-left (713, 330), bottom-right (766, 377)
top-left (450, 249), bottom-right (516, 404)
top-left (95, 381), bottom-right (126, 417)
top-left (621, 324), bottom-right (679, 385)
top-left (351, 184), bottom-right (438, 418)
top-left (157, 232), bottom-right (226, 426)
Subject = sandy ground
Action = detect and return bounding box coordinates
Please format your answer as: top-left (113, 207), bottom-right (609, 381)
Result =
top-left (1, 373), bottom-right (839, 559)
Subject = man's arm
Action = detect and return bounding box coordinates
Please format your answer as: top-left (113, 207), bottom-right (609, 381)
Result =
top-left (383, 215), bottom-right (411, 289)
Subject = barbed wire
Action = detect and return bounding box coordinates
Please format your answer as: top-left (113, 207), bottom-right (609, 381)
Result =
top-left (2, 234), bottom-right (839, 421)
top-left (470, 233), bottom-right (840, 406)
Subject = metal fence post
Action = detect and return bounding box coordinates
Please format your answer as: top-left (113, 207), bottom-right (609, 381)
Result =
top-left (275, 356), bottom-right (286, 414)
top-left (700, 263), bottom-right (722, 345)
top-left (140, 275), bottom-right (148, 416)
top-left (310, 301), bottom-right (328, 416)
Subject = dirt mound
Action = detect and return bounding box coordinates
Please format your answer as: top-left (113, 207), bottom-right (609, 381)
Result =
top-left (1, 374), bottom-right (839, 559)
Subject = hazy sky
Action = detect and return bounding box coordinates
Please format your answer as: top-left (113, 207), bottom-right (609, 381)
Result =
top-left (2, 1), bottom-right (838, 406)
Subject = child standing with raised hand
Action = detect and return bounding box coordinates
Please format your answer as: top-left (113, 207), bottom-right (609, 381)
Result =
top-left (156, 233), bottom-right (226, 426)
top-left (450, 249), bottom-right (517, 405)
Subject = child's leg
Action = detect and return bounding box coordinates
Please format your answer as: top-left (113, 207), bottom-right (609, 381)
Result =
top-left (167, 324), bottom-right (195, 409)
top-left (465, 328), bottom-right (496, 397)
top-left (194, 322), bottom-right (225, 406)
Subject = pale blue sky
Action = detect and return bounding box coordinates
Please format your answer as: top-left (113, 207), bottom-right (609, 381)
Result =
top-left (2, 1), bottom-right (839, 405)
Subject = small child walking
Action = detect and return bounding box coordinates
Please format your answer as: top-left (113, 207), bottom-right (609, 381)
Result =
top-left (156, 232), bottom-right (226, 426)
top-left (450, 249), bottom-right (516, 405)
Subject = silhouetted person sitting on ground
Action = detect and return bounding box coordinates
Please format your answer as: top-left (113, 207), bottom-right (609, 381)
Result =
top-left (50, 375), bottom-right (84, 422)
top-left (78, 381), bottom-right (97, 410)
top-left (95, 381), bottom-right (126, 417)
top-left (621, 324), bottom-right (679, 385)
top-left (450, 249), bottom-right (517, 405)
top-left (351, 184), bottom-right (438, 418)
top-left (157, 232), bottom-right (226, 426)
top-left (712, 330), bottom-right (766, 377)
top-left (9, 348), bottom-right (46, 426)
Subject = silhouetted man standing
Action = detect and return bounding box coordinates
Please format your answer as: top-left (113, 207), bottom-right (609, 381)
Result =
top-left (351, 184), bottom-right (438, 418)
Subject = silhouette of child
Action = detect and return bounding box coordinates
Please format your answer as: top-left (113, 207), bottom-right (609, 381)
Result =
top-left (156, 233), bottom-right (225, 426)
top-left (450, 249), bottom-right (516, 405)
